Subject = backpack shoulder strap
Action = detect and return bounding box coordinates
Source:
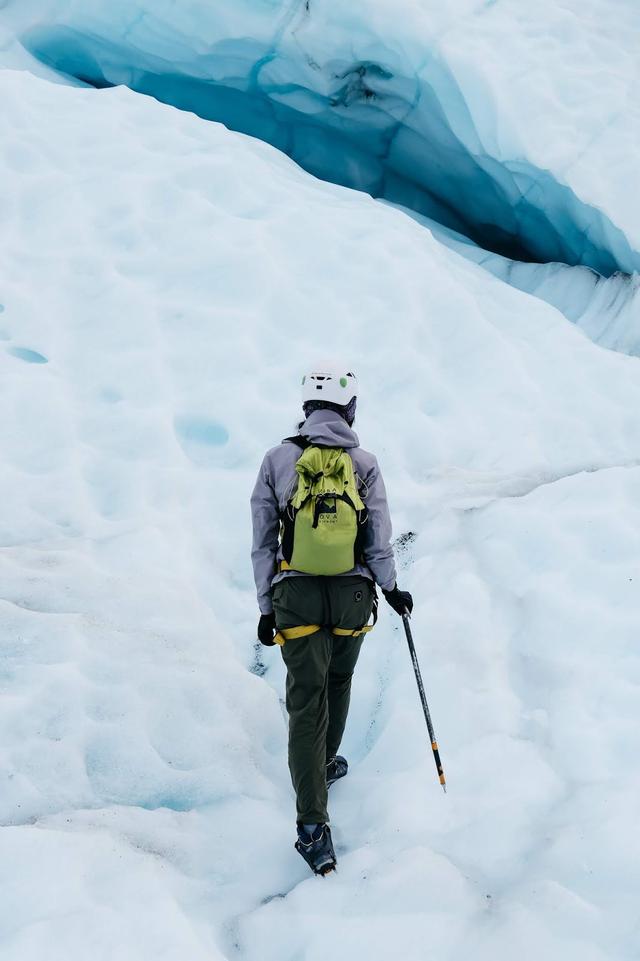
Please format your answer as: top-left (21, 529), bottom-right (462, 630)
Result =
top-left (282, 435), bottom-right (311, 450)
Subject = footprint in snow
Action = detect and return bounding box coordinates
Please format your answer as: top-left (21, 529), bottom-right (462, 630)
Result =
top-left (174, 413), bottom-right (229, 465)
top-left (7, 346), bottom-right (48, 364)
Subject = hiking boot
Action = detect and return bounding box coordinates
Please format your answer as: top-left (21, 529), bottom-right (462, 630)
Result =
top-left (326, 755), bottom-right (348, 788)
top-left (295, 823), bottom-right (336, 876)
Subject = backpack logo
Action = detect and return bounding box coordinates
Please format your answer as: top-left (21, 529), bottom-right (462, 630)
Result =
top-left (317, 499), bottom-right (337, 523)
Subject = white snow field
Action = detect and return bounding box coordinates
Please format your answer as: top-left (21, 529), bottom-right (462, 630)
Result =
top-left (1, 6), bottom-right (640, 961)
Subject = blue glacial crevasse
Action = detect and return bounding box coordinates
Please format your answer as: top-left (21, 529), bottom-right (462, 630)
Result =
top-left (21, 22), bottom-right (640, 283)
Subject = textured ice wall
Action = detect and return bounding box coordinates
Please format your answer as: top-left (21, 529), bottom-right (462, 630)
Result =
top-left (5, 1), bottom-right (640, 276)
top-left (398, 206), bottom-right (640, 355)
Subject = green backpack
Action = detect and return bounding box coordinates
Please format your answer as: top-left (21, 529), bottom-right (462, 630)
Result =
top-left (280, 442), bottom-right (368, 575)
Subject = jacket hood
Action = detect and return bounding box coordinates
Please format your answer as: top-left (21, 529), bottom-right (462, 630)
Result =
top-left (296, 408), bottom-right (360, 449)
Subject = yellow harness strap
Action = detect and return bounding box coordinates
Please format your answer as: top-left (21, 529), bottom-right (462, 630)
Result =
top-left (333, 625), bottom-right (374, 636)
top-left (274, 624), bottom-right (320, 646)
top-left (274, 623), bottom-right (374, 646)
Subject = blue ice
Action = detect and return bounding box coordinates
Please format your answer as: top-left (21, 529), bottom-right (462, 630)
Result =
top-left (21, 23), bottom-right (640, 276)
top-left (8, 346), bottom-right (48, 364)
top-left (174, 415), bottom-right (229, 448)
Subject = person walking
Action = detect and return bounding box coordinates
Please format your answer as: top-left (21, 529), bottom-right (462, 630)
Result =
top-left (250, 364), bottom-right (413, 875)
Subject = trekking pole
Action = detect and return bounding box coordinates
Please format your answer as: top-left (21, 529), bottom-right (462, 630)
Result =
top-left (402, 612), bottom-right (447, 792)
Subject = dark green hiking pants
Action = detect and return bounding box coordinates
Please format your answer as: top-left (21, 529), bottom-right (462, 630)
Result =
top-left (272, 574), bottom-right (375, 824)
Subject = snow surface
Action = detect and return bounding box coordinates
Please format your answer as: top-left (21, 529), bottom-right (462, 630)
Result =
top-left (1, 9), bottom-right (640, 961)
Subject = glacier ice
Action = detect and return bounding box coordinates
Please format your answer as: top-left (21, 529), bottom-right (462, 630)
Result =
top-left (1, 6), bottom-right (640, 960)
top-left (393, 203), bottom-right (640, 355)
top-left (11, 14), bottom-right (640, 280)
top-left (2, 64), bottom-right (640, 959)
top-left (6, 1), bottom-right (640, 355)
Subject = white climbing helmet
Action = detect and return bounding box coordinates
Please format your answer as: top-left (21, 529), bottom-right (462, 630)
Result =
top-left (301, 364), bottom-right (358, 405)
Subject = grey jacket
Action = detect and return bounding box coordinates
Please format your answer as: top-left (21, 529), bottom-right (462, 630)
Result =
top-left (250, 408), bottom-right (397, 614)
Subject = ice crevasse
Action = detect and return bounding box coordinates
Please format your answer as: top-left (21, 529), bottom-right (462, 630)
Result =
top-left (4, 0), bottom-right (640, 350)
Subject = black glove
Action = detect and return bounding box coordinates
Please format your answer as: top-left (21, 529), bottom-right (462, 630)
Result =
top-left (382, 584), bottom-right (413, 617)
top-left (257, 612), bottom-right (277, 646)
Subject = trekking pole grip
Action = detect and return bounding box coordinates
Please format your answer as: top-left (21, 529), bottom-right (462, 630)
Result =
top-left (401, 611), bottom-right (447, 793)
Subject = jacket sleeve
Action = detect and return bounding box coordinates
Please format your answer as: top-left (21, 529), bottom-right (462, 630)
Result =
top-left (250, 452), bottom-right (280, 614)
top-left (361, 456), bottom-right (397, 592)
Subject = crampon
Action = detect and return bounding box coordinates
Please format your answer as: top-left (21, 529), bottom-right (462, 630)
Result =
top-left (295, 823), bottom-right (336, 876)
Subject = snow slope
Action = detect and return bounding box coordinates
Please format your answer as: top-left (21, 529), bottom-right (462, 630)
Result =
top-left (1, 31), bottom-right (639, 961)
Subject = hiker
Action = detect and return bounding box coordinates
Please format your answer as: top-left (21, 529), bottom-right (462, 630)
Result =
top-left (250, 364), bottom-right (413, 875)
